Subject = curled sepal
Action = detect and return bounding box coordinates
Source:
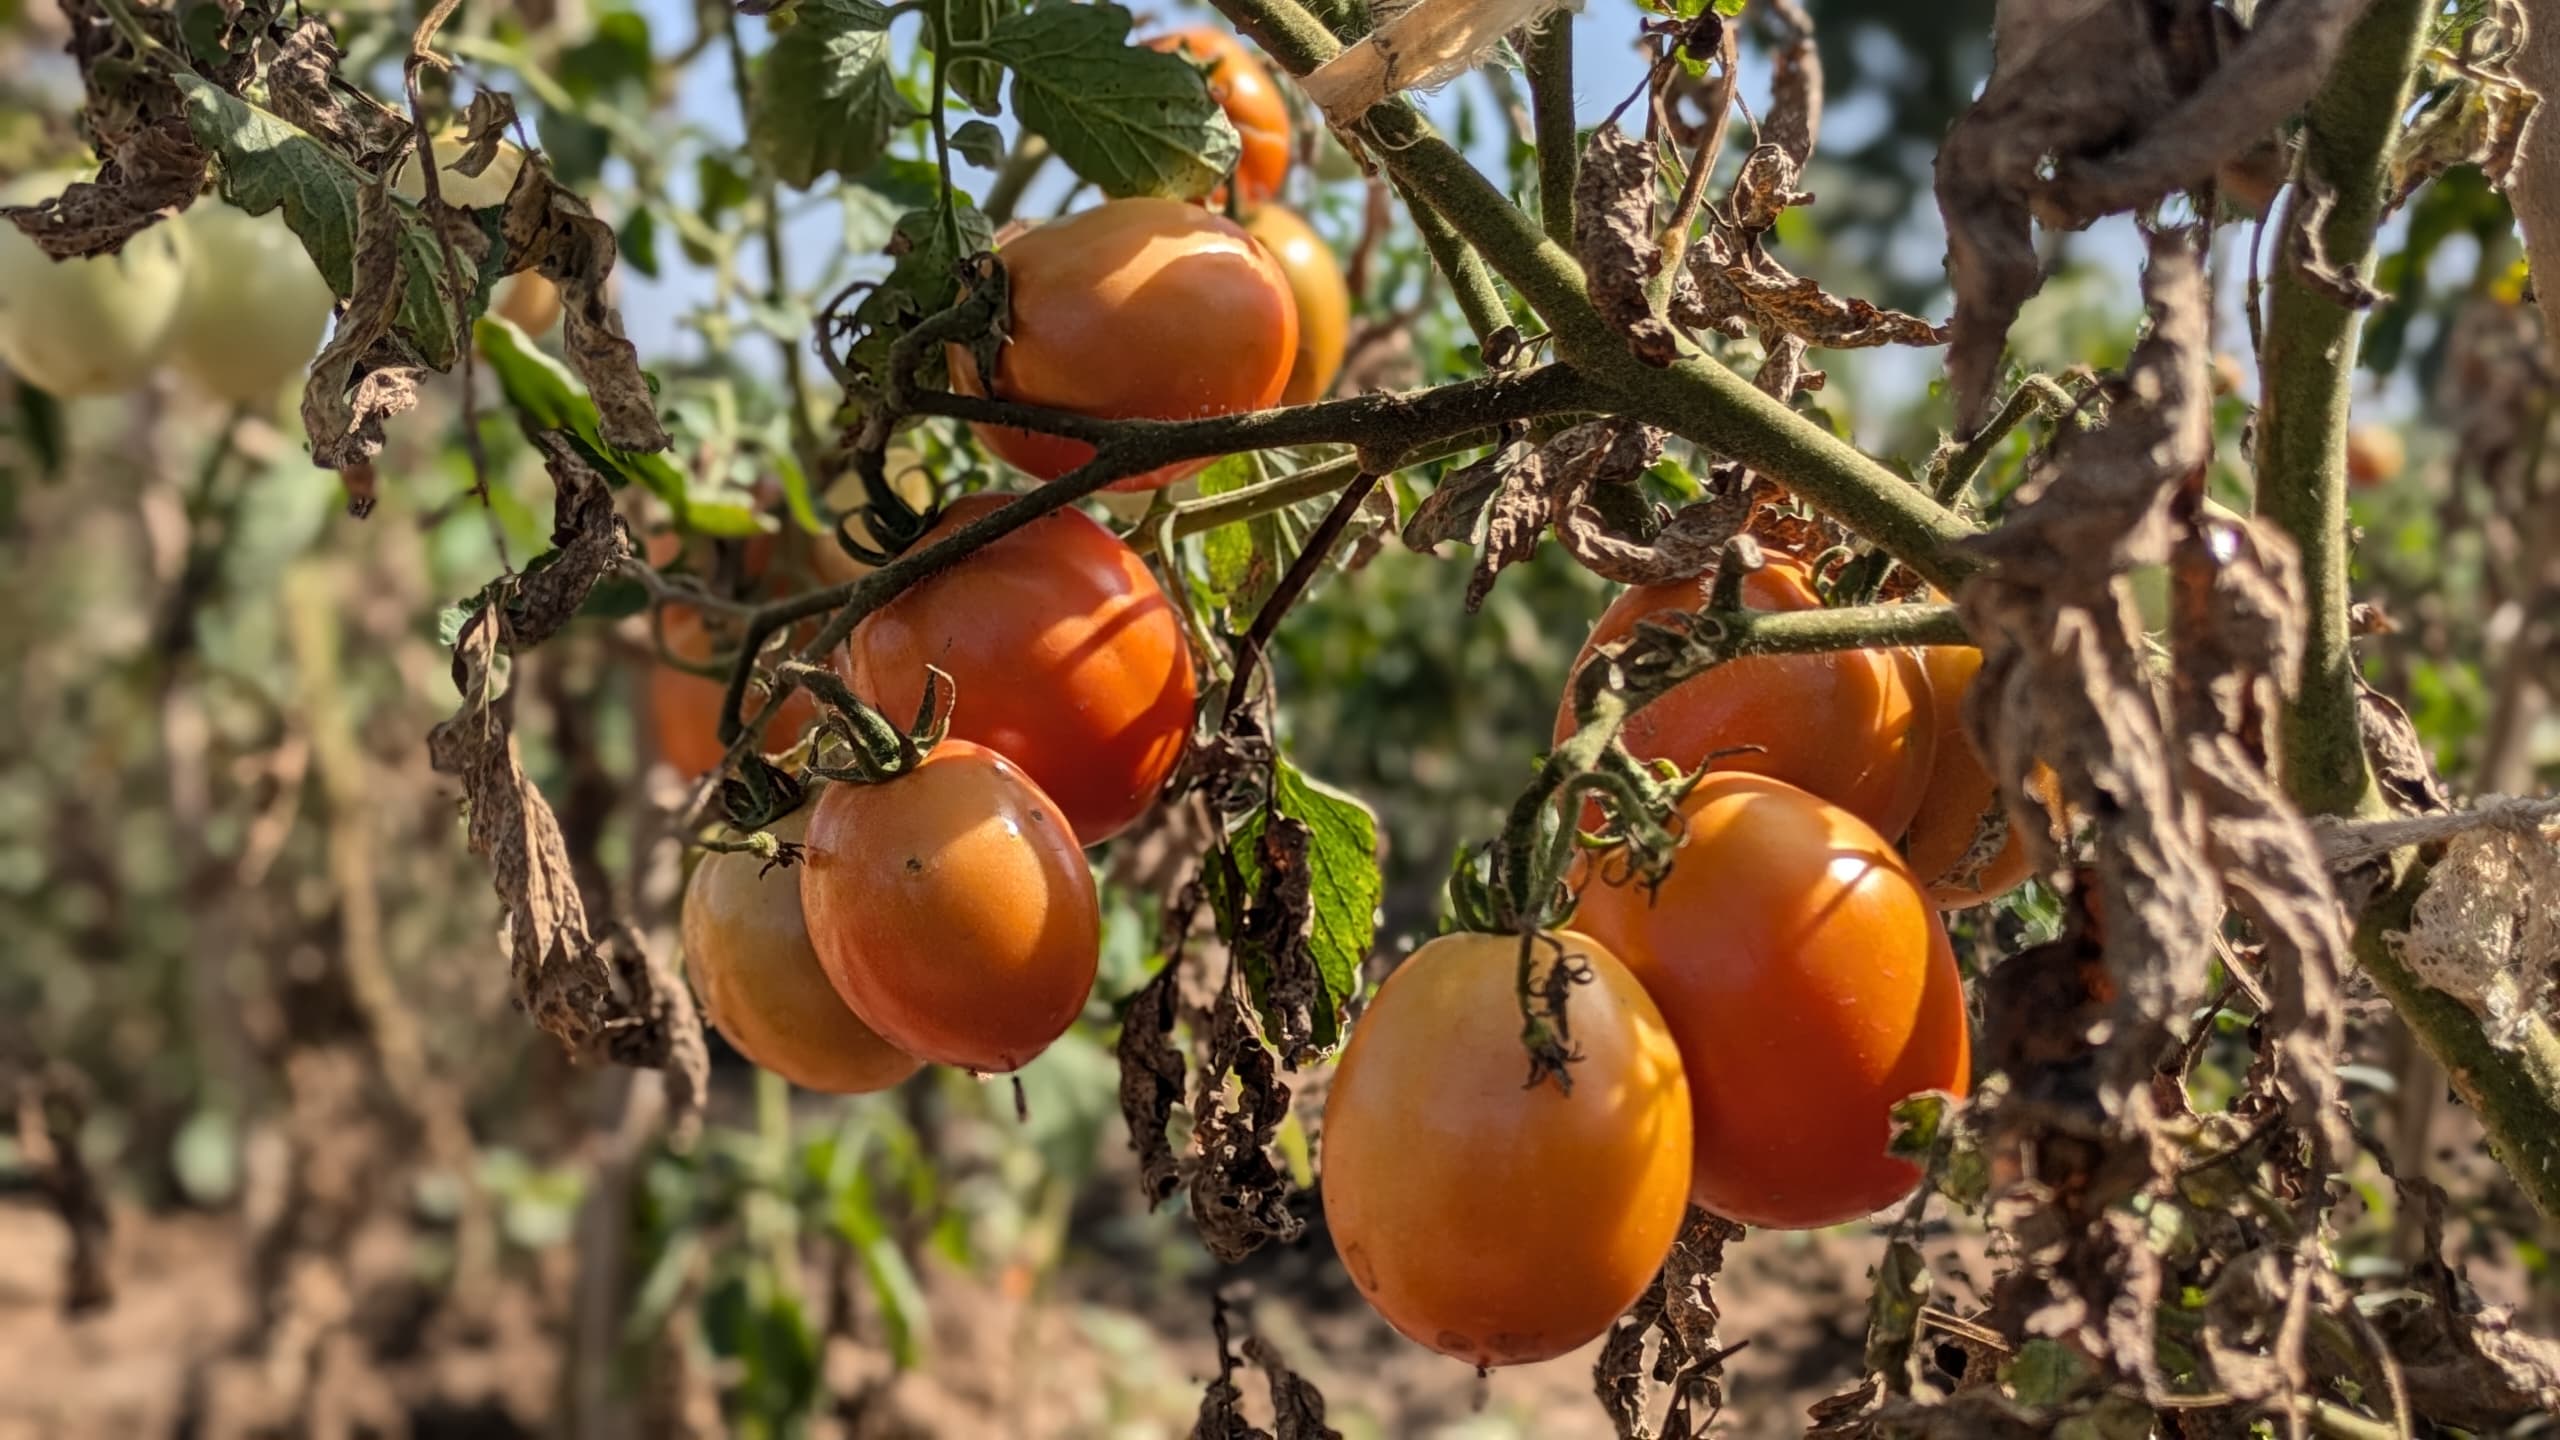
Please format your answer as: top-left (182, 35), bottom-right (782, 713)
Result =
top-left (778, 659), bottom-right (943, 784)
top-left (1443, 841), bottom-right (1508, 936)
top-left (718, 754), bottom-right (807, 834)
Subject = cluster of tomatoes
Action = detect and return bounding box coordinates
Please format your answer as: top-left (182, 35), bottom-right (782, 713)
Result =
top-left (663, 27), bottom-right (2050, 1372)
top-left (1321, 560), bottom-right (2048, 1368)
top-left (670, 30), bottom-right (1342, 1086)
top-left (0, 138), bottom-right (560, 409)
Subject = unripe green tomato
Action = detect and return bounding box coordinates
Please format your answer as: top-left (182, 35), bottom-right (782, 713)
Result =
top-left (391, 133), bottom-right (527, 209)
top-left (0, 171), bottom-right (186, 398)
top-left (164, 201), bottom-right (337, 406)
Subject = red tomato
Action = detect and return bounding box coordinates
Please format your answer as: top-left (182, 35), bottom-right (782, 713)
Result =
top-left (1321, 931), bottom-right (1693, 1367)
top-left (682, 804), bottom-right (922, 1094)
top-left (798, 740), bottom-right (1099, 1073)
top-left (948, 198), bottom-right (1298, 493)
top-left (1903, 645), bottom-right (2056, 908)
top-left (837, 493), bottom-right (1195, 845)
top-left (1245, 205), bottom-right (1350, 405)
top-left (650, 605), bottom-right (818, 780)
top-left (1570, 772), bottom-right (1972, 1229)
top-left (1149, 26), bottom-right (1292, 209)
top-left (1556, 560), bottom-right (1937, 839)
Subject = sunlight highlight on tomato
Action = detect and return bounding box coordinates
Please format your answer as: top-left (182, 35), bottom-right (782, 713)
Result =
top-left (1321, 931), bottom-right (1693, 1367)
top-left (1571, 772), bottom-right (1971, 1229)
top-left (1556, 559), bottom-right (1936, 839)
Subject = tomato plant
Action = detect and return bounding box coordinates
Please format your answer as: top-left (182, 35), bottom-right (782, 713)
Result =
top-left (12, 0), bottom-right (2555, 1433)
top-left (837, 493), bottom-right (1194, 845)
top-left (798, 739), bottom-right (1099, 1074)
top-left (946, 198), bottom-right (1299, 493)
top-left (681, 804), bottom-right (922, 1095)
top-left (1319, 930), bottom-right (1692, 1367)
top-left (1557, 559), bottom-right (1936, 839)
top-left (1571, 772), bottom-right (1972, 1229)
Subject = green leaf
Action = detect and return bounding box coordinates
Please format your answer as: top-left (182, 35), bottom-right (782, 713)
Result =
top-left (752, 0), bottom-right (924, 189)
top-left (1271, 760), bottom-right (1379, 1046)
top-left (985, 2), bottom-right (1240, 200)
top-left (176, 75), bottom-right (492, 370)
top-left (478, 318), bottom-right (760, 536)
top-left (848, 202), bottom-right (996, 382)
top-left (931, 0), bottom-right (1013, 116)
top-left (1192, 454), bottom-right (1261, 603)
top-left (1209, 755), bottom-right (1380, 1050)
top-left (950, 118), bottom-right (1006, 170)
top-left (619, 205), bottom-right (660, 278)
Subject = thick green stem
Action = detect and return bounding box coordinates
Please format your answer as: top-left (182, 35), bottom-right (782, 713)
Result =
top-left (2352, 867), bottom-right (2560, 1219)
top-left (2253, 0), bottom-right (2560, 1223)
top-left (2253, 0), bottom-right (2426, 817)
top-left (1207, 0), bottom-right (1982, 592)
top-left (1397, 179), bottom-right (1513, 348)
top-left (1522, 14), bottom-right (1579, 243)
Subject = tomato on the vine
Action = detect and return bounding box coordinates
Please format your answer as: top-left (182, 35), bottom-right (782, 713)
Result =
top-left (0, 171), bottom-right (185, 398)
top-left (799, 739), bottom-right (1099, 1073)
top-left (948, 198), bottom-right (1298, 493)
top-left (1903, 645), bottom-right (2054, 907)
top-left (1245, 205), bottom-right (1350, 406)
top-left (649, 605), bottom-right (819, 781)
top-left (1556, 560), bottom-right (1937, 839)
top-left (837, 493), bottom-right (1195, 845)
top-left (1147, 27), bottom-right (1291, 209)
top-left (1570, 772), bottom-right (1972, 1230)
top-left (1321, 930), bottom-right (1692, 1367)
top-left (682, 804), bottom-right (923, 1094)
top-left (164, 200), bottom-right (337, 407)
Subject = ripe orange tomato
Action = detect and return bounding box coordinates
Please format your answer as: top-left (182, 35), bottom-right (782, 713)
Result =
top-left (948, 198), bottom-right (1298, 493)
top-left (1149, 27), bottom-right (1291, 208)
top-left (1903, 645), bottom-right (2054, 908)
top-left (1556, 560), bottom-right (1936, 839)
top-left (799, 739), bottom-right (1099, 1073)
top-left (1570, 772), bottom-right (1972, 1229)
top-left (649, 605), bottom-right (818, 781)
top-left (837, 494), bottom-right (1195, 845)
top-left (1321, 931), bottom-right (1692, 1367)
top-left (1245, 206), bottom-right (1350, 405)
top-left (682, 804), bottom-right (923, 1094)
top-left (2345, 424), bottom-right (2404, 489)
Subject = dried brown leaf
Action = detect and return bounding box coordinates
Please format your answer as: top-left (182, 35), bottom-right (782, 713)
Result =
top-left (1187, 988), bottom-right (1301, 1264)
top-left (264, 19), bottom-right (411, 169)
top-left (1232, 816), bottom-right (1325, 1065)
top-left (1575, 126), bottom-right (1679, 367)
top-left (1957, 232), bottom-right (2223, 1109)
top-left (502, 159), bottom-right (671, 452)
top-left (452, 91), bottom-right (522, 180)
top-left (2168, 517), bottom-right (2354, 1202)
top-left (0, 119), bottom-right (205, 258)
top-left (1726, 264), bottom-right (1945, 349)
top-left (2290, 176), bottom-right (2389, 310)
top-left (424, 447), bottom-right (703, 1142)
top-left (1762, 6), bottom-right (1822, 170)
top-left (1727, 144), bottom-right (1811, 237)
top-left (1244, 1338), bottom-right (1341, 1440)
top-left (1116, 962), bottom-right (1187, 1208)
top-left (1400, 440), bottom-right (1521, 554)
top-left (1751, 331), bottom-right (1820, 402)
top-left (303, 178), bottom-right (425, 471)
top-left (1592, 1207), bottom-right (1742, 1439)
